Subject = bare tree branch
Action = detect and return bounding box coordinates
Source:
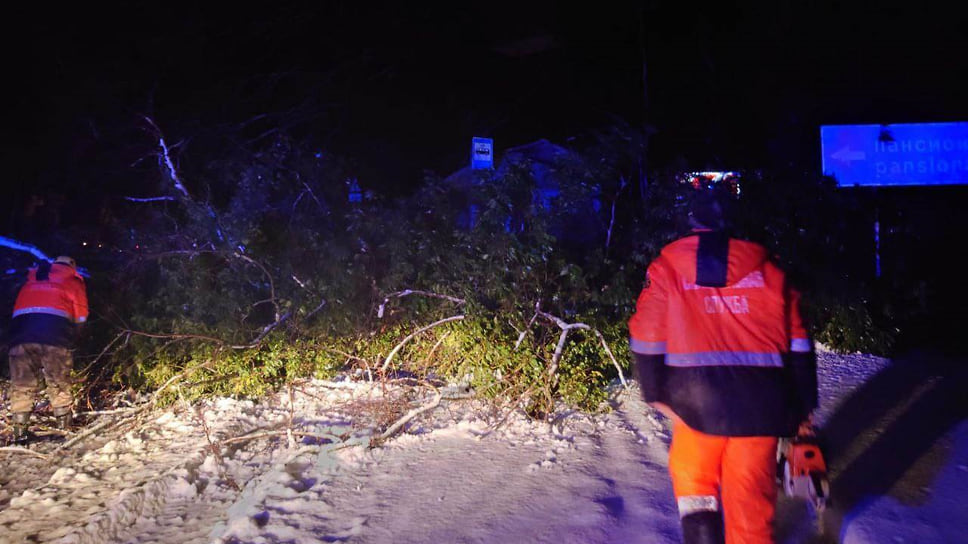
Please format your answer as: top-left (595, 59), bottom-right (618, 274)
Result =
top-left (301, 181), bottom-right (325, 211)
top-left (120, 310), bottom-right (291, 351)
top-left (591, 329), bottom-right (628, 389)
top-left (141, 117), bottom-right (189, 198)
top-left (0, 447), bottom-right (51, 459)
top-left (118, 293), bottom-right (322, 352)
top-left (534, 306), bottom-right (629, 406)
top-left (286, 383), bottom-right (296, 448)
top-left (221, 430), bottom-right (341, 446)
top-left (513, 310), bottom-right (541, 350)
top-left (378, 290), bottom-right (466, 318)
top-left (376, 389), bottom-right (443, 443)
top-left (380, 315), bottom-right (465, 373)
top-left (52, 412), bottom-right (130, 453)
top-left (229, 252), bottom-right (280, 321)
top-left (291, 274), bottom-right (309, 290)
top-left (129, 249), bottom-right (287, 325)
top-left (301, 298), bottom-right (328, 321)
top-left (142, 116), bottom-right (190, 198)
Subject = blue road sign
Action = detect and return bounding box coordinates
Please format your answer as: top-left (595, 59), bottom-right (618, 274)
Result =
top-left (821, 122), bottom-right (968, 187)
top-left (471, 137), bottom-right (494, 170)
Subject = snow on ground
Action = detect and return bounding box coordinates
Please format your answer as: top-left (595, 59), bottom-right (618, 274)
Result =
top-left (1, 347), bottom-right (965, 543)
top-left (811, 348), bottom-right (968, 544)
top-left (838, 419), bottom-right (968, 544)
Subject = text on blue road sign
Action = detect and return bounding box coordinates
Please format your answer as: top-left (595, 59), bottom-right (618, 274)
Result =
top-left (821, 122), bottom-right (968, 187)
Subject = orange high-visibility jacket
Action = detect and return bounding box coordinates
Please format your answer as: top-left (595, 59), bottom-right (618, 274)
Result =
top-left (628, 232), bottom-right (816, 436)
top-left (9, 262), bottom-right (89, 348)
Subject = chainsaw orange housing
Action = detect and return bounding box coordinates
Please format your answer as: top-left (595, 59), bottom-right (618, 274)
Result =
top-left (786, 438), bottom-right (827, 477)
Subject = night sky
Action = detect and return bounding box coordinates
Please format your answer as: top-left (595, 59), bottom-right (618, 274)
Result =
top-left (2, 1), bottom-right (967, 222)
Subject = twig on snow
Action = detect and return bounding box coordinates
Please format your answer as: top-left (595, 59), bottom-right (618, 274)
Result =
top-left (74, 407), bottom-right (140, 417)
top-left (0, 446), bottom-right (51, 460)
top-left (51, 356), bottom-right (218, 453)
top-left (480, 385), bottom-right (537, 438)
top-left (222, 430), bottom-right (343, 446)
top-left (286, 383), bottom-right (296, 448)
top-left (376, 389), bottom-right (443, 444)
top-left (179, 390), bottom-right (240, 491)
top-left (52, 414), bottom-right (128, 453)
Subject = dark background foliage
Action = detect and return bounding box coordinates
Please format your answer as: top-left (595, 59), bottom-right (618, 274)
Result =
top-left (1, 1), bottom-right (966, 405)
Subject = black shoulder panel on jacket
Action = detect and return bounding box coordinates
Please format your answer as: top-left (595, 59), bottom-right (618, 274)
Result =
top-left (696, 232), bottom-right (729, 287)
top-left (36, 261), bottom-right (51, 281)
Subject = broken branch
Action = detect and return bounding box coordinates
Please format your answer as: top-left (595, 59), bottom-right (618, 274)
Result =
top-left (142, 116), bottom-right (190, 198)
top-left (0, 447), bottom-right (51, 460)
top-left (378, 290), bottom-right (466, 318)
top-left (380, 314), bottom-right (465, 373)
top-left (377, 390), bottom-right (443, 443)
top-left (534, 307), bottom-right (630, 408)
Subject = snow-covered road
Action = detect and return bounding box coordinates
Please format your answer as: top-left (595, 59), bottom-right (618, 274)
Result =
top-left (286, 394), bottom-right (682, 544)
top-left (1, 349), bottom-right (965, 544)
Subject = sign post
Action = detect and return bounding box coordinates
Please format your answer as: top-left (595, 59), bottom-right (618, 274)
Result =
top-left (821, 122), bottom-right (968, 280)
top-left (471, 137), bottom-right (494, 170)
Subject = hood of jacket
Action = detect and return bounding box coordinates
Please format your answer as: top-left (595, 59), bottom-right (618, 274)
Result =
top-left (660, 233), bottom-right (768, 287)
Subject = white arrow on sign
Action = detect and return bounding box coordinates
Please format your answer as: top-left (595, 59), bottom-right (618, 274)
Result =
top-left (832, 146), bottom-right (866, 165)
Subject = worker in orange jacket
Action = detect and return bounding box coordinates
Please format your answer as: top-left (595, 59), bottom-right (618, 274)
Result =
top-left (7, 256), bottom-right (89, 444)
top-left (628, 177), bottom-right (816, 544)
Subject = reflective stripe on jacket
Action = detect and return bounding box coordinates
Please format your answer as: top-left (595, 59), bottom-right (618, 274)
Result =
top-left (9, 263), bottom-right (89, 348)
top-left (628, 232), bottom-right (816, 436)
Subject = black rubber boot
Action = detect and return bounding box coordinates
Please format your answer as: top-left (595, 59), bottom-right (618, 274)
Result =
top-left (52, 406), bottom-right (73, 431)
top-left (11, 412), bottom-right (31, 445)
top-left (681, 511), bottom-right (725, 544)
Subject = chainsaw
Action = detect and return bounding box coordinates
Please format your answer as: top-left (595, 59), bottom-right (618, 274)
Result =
top-left (777, 424), bottom-right (830, 514)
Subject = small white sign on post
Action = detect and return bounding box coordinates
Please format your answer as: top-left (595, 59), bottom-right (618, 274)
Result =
top-left (471, 137), bottom-right (494, 170)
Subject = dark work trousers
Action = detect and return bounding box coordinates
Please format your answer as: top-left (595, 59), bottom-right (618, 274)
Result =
top-left (8, 343), bottom-right (74, 414)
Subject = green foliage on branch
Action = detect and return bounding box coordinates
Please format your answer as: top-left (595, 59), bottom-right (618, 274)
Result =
top-left (77, 130), bottom-right (897, 415)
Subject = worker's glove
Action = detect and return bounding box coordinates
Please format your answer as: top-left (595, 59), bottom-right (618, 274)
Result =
top-left (796, 413), bottom-right (816, 438)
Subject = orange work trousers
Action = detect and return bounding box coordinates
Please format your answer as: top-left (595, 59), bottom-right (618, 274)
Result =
top-left (668, 419), bottom-right (778, 544)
